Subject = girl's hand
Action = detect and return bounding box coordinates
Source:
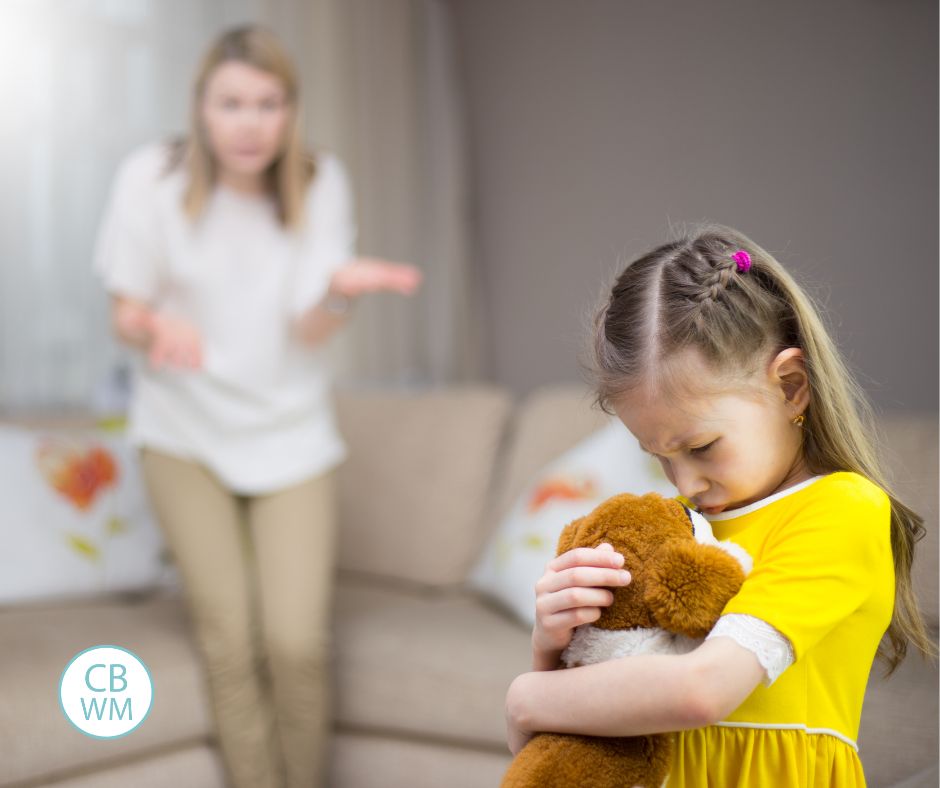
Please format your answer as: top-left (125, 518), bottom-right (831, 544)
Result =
top-left (329, 257), bottom-right (423, 299)
top-left (147, 312), bottom-right (204, 371)
top-left (532, 543), bottom-right (631, 663)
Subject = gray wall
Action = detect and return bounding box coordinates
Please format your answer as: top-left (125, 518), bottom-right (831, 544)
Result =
top-left (449, 0), bottom-right (937, 413)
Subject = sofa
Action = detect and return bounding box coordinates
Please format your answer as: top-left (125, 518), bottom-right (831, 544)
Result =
top-left (1, 384), bottom-right (937, 787)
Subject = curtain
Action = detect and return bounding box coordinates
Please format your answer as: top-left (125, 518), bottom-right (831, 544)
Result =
top-left (264, 0), bottom-right (485, 386)
top-left (0, 0), bottom-right (480, 413)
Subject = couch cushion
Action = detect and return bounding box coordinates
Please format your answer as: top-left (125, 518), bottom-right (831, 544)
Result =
top-left (490, 385), bottom-right (608, 524)
top-left (2, 579), bottom-right (525, 787)
top-left (891, 765), bottom-right (940, 788)
top-left (334, 386), bottom-right (512, 587)
top-left (0, 420), bottom-right (175, 605)
top-left (331, 731), bottom-right (512, 788)
top-left (858, 648), bottom-right (939, 787)
top-left (0, 591), bottom-right (213, 786)
top-left (470, 417), bottom-right (673, 627)
top-left (332, 577), bottom-right (530, 748)
top-left (36, 743), bottom-right (226, 788)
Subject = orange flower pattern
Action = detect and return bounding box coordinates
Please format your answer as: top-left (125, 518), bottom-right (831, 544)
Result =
top-left (36, 440), bottom-right (119, 511)
top-left (527, 475), bottom-right (598, 513)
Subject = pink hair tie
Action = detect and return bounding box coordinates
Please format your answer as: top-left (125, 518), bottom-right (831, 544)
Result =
top-left (732, 249), bottom-right (752, 273)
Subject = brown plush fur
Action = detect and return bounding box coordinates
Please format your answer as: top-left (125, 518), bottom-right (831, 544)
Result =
top-left (502, 493), bottom-right (746, 788)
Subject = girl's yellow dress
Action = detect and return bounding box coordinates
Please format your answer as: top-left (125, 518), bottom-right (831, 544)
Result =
top-left (668, 472), bottom-right (894, 787)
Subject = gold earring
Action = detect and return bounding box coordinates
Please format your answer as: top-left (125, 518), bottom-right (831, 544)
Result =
top-left (792, 414), bottom-right (805, 427)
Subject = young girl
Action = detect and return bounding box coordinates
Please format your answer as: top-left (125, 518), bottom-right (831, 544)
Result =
top-left (95, 26), bottom-right (420, 788)
top-left (505, 226), bottom-right (934, 785)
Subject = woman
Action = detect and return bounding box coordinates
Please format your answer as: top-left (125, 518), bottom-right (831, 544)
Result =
top-left (94, 25), bottom-right (421, 788)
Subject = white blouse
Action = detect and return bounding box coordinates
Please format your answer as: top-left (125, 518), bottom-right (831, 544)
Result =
top-left (94, 143), bottom-right (355, 494)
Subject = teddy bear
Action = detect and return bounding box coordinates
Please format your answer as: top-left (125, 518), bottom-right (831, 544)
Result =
top-left (501, 492), bottom-right (752, 788)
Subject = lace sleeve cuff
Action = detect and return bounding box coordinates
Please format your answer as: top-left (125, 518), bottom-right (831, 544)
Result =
top-left (706, 613), bottom-right (795, 686)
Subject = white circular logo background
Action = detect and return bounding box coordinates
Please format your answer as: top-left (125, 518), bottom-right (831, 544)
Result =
top-left (59, 645), bottom-right (153, 738)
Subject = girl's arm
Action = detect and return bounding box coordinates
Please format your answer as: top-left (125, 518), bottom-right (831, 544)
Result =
top-left (293, 257), bottom-right (422, 346)
top-left (509, 541), bottom-right (765, 754)
top-left (507, 636), bottom-right (764, 752)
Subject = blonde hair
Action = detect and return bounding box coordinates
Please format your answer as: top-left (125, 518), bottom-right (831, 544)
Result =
top-left (167, 25), bottom-right (315, 229)
top-left (591, 224), bottom-right (935, 673)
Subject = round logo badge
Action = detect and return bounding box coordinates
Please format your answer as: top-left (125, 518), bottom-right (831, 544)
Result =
top-left (59, 645), bottom-right (153, 738)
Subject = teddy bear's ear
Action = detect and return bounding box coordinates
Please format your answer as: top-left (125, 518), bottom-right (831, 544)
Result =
top-left (555, 516), bottom-right (586, 556)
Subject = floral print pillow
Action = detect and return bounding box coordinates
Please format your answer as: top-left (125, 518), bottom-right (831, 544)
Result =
top-left (0, 421), bottom-right (176, 605)
top-left (470, 419), bottom-right (676, 627)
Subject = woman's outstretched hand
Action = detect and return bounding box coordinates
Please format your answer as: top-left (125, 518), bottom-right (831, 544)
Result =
top-left (532, 542), bottom-right (631, 669)
top-left (329, 257), bottom-right (423, 299)
top-left (293, 258), bottom-right (422, 346)
top-left (146, 312), bottom-right (204, 371)
top-left (112, 296), bottom-right (203, 371)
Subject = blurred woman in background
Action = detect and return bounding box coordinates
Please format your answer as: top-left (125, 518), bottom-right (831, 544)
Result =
top-left (94, 25), bottom-right (421, 788)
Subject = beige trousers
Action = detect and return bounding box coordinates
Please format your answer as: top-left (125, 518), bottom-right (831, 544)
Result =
top-left (140, 449), bottom-right (336, 788)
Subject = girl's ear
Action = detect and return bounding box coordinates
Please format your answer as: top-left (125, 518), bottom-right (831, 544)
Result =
top-left (768, 347), bottom-right (810, 416)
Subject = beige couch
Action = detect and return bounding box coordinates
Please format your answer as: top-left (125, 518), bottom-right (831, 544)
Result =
top-left (1, 385), bottom-right (936, 787)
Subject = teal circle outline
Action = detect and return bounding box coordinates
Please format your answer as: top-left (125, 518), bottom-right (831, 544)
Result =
top-left (58, 644), bottom-right (154, 739)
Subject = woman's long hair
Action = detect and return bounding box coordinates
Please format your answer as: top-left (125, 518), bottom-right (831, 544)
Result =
top-left (167, 25), bottom-right (315, 230)
top-left (590, 224), bottom-right (935, 674)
